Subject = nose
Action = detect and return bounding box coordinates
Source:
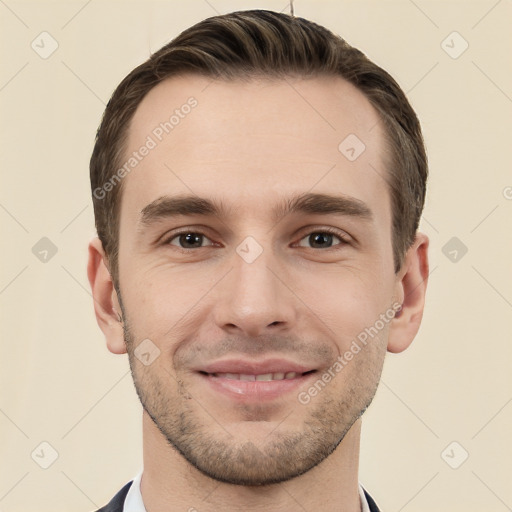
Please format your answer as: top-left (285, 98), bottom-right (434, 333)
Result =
top-left (213, 246), bottom-right (297, 338)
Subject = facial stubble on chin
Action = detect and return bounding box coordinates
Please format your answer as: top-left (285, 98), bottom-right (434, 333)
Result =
top-left (119, 301), bottom-right (385, 486)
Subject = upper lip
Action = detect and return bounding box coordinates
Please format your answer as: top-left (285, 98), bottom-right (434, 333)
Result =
top-left (196, 358), bottom-right (316, 375)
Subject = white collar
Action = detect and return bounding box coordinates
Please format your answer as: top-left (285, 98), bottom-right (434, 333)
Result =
top-left (359, 482), bottom-right (371, 512)
top-left (123, 470), bottom-right (371, 511)
top-left (123, 470), bottom-right (146, 512)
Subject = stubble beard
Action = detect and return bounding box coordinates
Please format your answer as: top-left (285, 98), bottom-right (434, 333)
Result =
top-left (120, 304), bottom-right (384, 486)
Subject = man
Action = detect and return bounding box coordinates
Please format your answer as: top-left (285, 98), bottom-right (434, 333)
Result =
top-left (87, 9), bottom-right (429, 512)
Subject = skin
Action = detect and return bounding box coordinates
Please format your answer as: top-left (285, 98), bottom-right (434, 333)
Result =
top-left (88, 74), bottom-right (429, 512)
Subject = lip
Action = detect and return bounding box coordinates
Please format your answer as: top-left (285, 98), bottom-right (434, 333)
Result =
top-left (194, 358), bottom-right (318, 402)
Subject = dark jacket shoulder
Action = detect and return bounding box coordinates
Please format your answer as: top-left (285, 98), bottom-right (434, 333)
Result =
top-left (94, 481), bottom-right (133, 512)
top-left (363, 487), bottom-right (382, 512)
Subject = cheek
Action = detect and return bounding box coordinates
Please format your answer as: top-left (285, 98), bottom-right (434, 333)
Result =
top-left (121, 266), bottom-right (219, 352)
top-left (293, 266), bottom-right (392, 343)
top-left (122, 266), bottom-right (191, 316)
top-left (335, 320), bottom-right (389, 383)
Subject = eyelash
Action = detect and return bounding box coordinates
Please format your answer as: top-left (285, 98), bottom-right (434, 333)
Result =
top-left (161, 227), bottom-right (351, 252)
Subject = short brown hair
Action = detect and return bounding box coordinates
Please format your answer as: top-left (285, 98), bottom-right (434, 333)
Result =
top-left (90, 9), bottom-right (427, 287)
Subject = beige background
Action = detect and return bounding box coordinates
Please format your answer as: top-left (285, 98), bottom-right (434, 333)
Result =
top-left (1, 1), bottom-right (511, 511)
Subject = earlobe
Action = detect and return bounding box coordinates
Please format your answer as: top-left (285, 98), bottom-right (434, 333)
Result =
top-left (87, 237), bottom-right (127, 355)
top-left (387, 232), bottom-right (429, 354)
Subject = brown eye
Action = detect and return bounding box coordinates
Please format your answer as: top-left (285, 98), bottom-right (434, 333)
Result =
top-left (297, 230), bottom-right (349, 249)
top-left (167, 232), bottom-right (214, 249)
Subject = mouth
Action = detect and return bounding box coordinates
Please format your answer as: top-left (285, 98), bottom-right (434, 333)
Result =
top-left (195, 362), bottom-right (319, 402)
top-left (199, 370), bottom-right (317, 381)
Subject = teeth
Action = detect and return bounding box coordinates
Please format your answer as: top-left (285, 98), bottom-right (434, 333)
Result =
top-left (256, 373), bottom-right (273, 381)
top-left (213, 372), bottom-right (299, 381)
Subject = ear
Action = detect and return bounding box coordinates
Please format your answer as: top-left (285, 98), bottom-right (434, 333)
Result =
top-left (387, 232), bottom-right (429, 354)
top-left (87, 237), bottom-right (127, 354)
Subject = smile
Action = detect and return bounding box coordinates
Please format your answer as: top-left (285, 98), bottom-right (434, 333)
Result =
top-left (206, 371), bottom-right (313, 381)
top-left (197, 368), bottom-right (318, 402)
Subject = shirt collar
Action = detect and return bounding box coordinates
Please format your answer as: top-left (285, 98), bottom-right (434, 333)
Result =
top-left (123, 470), bottom-right (372, 512)
top-left (123, 470), bottom-right (146, 512)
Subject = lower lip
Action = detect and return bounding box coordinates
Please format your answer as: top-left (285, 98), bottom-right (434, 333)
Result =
top-left (197, 372), bottom-right (318, 402)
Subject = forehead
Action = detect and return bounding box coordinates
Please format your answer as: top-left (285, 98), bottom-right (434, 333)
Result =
top-left (120, 74), bottom-right (389, 229)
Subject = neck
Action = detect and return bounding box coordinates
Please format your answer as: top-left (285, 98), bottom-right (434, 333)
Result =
top-left (140, 411), bottom-right (362, 512)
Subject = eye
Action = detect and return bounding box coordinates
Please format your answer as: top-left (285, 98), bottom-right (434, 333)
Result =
top-left (165, 231), bottom-right (214, 249)
top-left (296, 229), bottom-right (351, 249)
top-left (161, 228), bottom-right (351, 251)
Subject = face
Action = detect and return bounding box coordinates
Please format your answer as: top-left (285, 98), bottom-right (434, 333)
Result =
top-left (115, 74), bottom-right (401, 485)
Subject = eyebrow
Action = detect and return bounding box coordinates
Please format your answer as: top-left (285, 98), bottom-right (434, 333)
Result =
top-left (137, 192), bottom-right (373, 231)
